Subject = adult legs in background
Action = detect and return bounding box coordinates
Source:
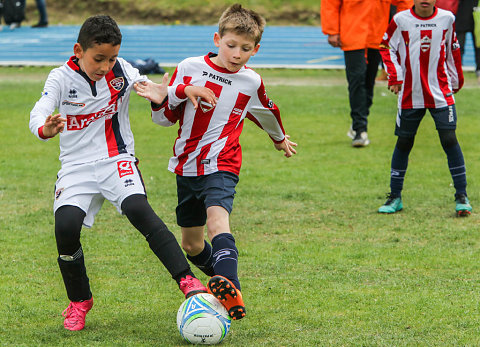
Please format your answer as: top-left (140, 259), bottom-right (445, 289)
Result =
top-left (32, 0), bottom-right (48, 27)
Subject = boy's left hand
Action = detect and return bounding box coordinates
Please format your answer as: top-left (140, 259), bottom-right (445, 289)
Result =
top-left (134, 73), bottom-right (169, 104)
top-left (274, 135), bottom-right (297, 158)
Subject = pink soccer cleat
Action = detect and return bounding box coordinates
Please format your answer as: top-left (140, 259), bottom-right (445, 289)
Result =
top-left (62, 297), bottom-right (93, 331)
top-left (179, 275), bottom-right (207, 298)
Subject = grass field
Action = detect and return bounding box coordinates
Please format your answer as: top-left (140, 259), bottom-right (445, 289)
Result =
top-left (2, 67), bottom-right (480, 346)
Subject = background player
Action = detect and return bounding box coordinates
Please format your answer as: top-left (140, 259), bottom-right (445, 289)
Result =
top-left (134, 3), bottom-right (297, 320)
top-left (378, 0), bottom-right (472, 216)
top-left (29, 15), bottom-right (206, 331)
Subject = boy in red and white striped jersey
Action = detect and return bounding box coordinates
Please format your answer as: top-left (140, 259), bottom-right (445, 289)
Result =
top-left (378, 0), bottom-right (472, 216)
top-left (135, 4), bottom-right (297, 320)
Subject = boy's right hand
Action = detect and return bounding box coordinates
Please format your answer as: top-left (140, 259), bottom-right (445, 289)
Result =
top-left (388, 84), bottom-right (402, 95)
top-left (184, 85), bottom-right (217, 110)
top-left (134, 73), bottom-right (169, 104)
top-left (42, 113), bottom-right (66, 137)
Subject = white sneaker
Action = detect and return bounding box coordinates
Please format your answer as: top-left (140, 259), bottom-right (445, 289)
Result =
top-left (347, 127), bottom-right (356, 139)
top-left (352, 132), bottom-right (370, 147)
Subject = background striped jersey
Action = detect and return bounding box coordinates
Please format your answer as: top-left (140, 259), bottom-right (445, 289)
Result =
top-left (380, 7), bottom-right (463, 109)
top-left (151, 53), bottom-right (286, 177)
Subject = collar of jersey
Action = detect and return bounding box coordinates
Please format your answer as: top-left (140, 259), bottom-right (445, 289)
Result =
top-left (204, 52), bottom-right (242, 74)
top-left (410, 6), bottom-right (438, 20)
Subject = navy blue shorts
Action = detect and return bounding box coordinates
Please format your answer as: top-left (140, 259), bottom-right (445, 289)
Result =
top-left (176, 171), bottom-right (239, 227)
top-left (395, 105), bottom-right (457, 137)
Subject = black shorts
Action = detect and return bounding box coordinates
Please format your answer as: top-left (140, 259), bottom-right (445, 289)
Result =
top-left (395, 105), bottom-right (457, 137)
top-left (176, 171), bottom-right (239, 227)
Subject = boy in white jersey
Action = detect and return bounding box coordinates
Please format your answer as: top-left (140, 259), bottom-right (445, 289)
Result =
top-left (29, 15), bottom-right (207, 331)
top-left (134, 4), bottom-right (297, 320)
top-left (378, 0), bottom-right (472, 216)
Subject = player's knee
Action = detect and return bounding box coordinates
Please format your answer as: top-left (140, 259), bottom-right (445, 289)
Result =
top-left (438, 129), bottom-right (458, 149)
top-left (54, 205), bottom-right (85, 254)
top-left (396, 136), bottom-right (414, 152)
top-left (181, 238), bottom-right (204, 255)
top-left (122, 194), bottom-right (148, 223)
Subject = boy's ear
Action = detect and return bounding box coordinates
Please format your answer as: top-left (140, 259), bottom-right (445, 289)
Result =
top-left (213, 32), bottom-right (221, 47)
top-left (73, 43), bottom-right (83, 59)
top-left (251, 44), bottom-right (260, 56)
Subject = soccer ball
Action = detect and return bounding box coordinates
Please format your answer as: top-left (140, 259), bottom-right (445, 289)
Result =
top-left (177, 293), bottom-right (232, 345)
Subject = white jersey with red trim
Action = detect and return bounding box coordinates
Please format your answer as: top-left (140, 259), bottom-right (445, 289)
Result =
top-left (151, 53), bottom-right (286, 177)
top-left (380, 7), bottom-right (463, 109)
top-left (29, 56), bottom-right (147, 166)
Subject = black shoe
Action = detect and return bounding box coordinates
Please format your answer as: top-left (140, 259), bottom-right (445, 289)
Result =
top-left (32, 22), bottom-right (48, 28)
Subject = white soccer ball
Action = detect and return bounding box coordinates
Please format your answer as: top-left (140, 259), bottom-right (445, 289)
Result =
top-left (177, 293), bottom-right (232, 345)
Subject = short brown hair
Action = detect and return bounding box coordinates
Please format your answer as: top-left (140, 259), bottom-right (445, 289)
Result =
top-left (218, 4), bottom-right (266, 45)
top-left (77, 15), bottom-right (122, 50)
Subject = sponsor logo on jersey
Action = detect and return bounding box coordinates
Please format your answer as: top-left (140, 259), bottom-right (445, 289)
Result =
top-left (117, 161), bottom-right (134, 178)
top-left (62, 100), bottom-right (85, 107)
top-left (452, 42), bottom-right (460, 50)
top-left (415, 23), bottom-right (437, 28)
top-left (68, 89), bottom-right (78, 98)
top-left (200, 159), bottom-right (210, 165)
top-left (41, 90), bottom-right (48, 97)
top-left (55, 187), bottom-right (64, 200)
top-left (420, 35), bottom-right (431, 52)
top-left (66, 103), bottom-right (118, 131)
top-left (110, 77), bottom-right (125, 91)
top-left (203, 71), bottom-right (232, 85)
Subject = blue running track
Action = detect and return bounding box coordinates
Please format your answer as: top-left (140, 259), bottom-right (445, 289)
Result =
top-left (0, 24), bottom-right (477, 70)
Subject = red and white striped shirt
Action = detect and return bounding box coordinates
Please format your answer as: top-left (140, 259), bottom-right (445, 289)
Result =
top-left (380, 7), bottom-right (463, 109)
top-left (151, 53), bottom-right (286, 177)
top-left (29, 56), bottom-right (146, 166)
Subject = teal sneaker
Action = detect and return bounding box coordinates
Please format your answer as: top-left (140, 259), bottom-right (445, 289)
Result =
top-left (378, 194), bottom-right (403, 214)
top-left (455, 193), bottom-right (472, 216)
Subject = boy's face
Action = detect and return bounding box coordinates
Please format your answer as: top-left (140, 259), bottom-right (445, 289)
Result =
top-left (413, 0), bottom-right (436, 17)
top-left (212, 31), bottom-right (260, 72)
top-left (74, 42), bottom-right (120, 81)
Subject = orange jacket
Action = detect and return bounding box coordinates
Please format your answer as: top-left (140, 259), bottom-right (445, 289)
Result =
top-left (321, 0), bottom-right (413, 51)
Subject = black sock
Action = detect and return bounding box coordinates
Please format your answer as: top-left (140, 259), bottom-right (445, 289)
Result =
top-left (57, 247), bottom-right (92, 302)
top-left (390, 146), bottom-right (409, 197)
top-left (445, 143), bottom-right (467, 195)
top-left (187, 240), bottom-right (215, 277)
top-left (211, 233), bottom-right (240, 290)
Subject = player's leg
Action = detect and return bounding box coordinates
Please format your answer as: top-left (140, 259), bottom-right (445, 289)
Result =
top-left (379, 109), bottom-right (424, 213)
top-left (198, 172), bottom-right (245, 320)
top-left (181, 226), bottom-right (216, 277)
top-left (53, 163), bottom-right (99, 331)
top-left (176, 174), bottom-right (216, 277)
top-left (433, 105), bottom-right (471, 215)
top-left (55, 205), bottom-right (93, 331)
top-left (206, 206), bottom-right (245, 320)
top-left (121, 194), bottom-right (207, 297)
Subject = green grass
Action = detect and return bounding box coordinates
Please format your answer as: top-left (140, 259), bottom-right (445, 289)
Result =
top-left (2, 67), bottom-right (480, 346)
